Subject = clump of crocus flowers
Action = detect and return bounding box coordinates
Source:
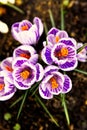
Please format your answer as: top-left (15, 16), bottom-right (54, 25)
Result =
top-left (0, 17), bottom-right (87, 101)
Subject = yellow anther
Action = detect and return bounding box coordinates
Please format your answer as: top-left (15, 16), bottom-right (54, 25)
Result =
top-left (61, 47), bottom-right (68, 57)
top-left (50, 77), bottom-right (58, 89)
top-left (20, 70), bottom-right (30, 80)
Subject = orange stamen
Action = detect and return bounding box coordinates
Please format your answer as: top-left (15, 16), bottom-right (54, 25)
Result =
top-left (21, 24), bottom-right (29, 31)
top-left (5, 66), bottom-right (13, 72)
top-left (55, 47), bottom-right (68, 58)
top-left (0, 84), bottom-right (4, 91)
top-left (55, 36), bottom-right (60, 43)
top-left (20, 70), bottom-right (30, 80)
top-left (20, 53), bottom-right (31, 59)
top-left (61, 47), bottom-right (68, 57)
top-left (50, 77), bottom-right (58, 89)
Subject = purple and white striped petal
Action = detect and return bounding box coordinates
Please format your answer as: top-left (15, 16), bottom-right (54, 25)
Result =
top-left (41, 45), bottom-right (53, 65)
top-left (39, 84), bottom-right (53, 99)
top-left (35, 63), bottom-right (44, 82)
top-left (59, 38), bottom-right (77, 48)
top-left (13, 80), bottom-right (31, 90)
top-left (66, 46), bottom-right (77, 60)
top-left (33, 17), bottom-right (43, 38)
top-left (62, 75), bottom-right (72, 93)
top-left (44, 65), bottom-right (59, 76)
top-left (47, 27), bottom-right (59, 35)
top-left (28, 54), bottom-right (38, 64)
top-left (2, 70), bottom-right (13, 84)
top-left (57, 30), bottom-right (68, 39)
top-left (11, 22), bottom-right (20, 41)
top-left (12, 57), bottom-right (27, 69)
top-left (47, 34), bottom-right (55, 45)
top-left (59, 58), bottom-right (78, 71)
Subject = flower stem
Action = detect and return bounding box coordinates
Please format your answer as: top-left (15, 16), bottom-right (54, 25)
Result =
top-left (60, 94), bottom-right (70, 125)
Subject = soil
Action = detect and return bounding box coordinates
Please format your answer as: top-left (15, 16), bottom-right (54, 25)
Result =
top-left (0, 0), bottom-right (87, 130)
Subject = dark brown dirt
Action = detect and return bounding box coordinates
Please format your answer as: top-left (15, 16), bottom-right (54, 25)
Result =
top-left (0, 0), bottom-right (87, 130)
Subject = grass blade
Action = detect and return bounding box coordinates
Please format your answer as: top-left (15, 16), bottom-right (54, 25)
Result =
top-left (17, 90), bottom-right (28, 119)
top-left (10, 95), bottom-right (23, 108)
top-left (48, 9), bottom-right (55, 27)
top-left (74, 68), bottom-right (87, 75)
top-left (60, 94), bottom-right (70, 125)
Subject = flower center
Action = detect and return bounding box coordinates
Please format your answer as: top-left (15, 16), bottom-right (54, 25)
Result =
top-left (21, 24), bottom-right (29, 31)
top-left (20, 70), bottom-right (30, 80)
top-left (0, 84), bottom-right (4, 91)
top-left (5, 66), bottom-right (13, 72)
top-left (55, 47), bottom-right (68, 59)
top-left (55, 36), bottom-right (60, 43)
top-left (50, 77), bottom-right (58, 89)
top-left (20, 53), bottom-right (31, 59)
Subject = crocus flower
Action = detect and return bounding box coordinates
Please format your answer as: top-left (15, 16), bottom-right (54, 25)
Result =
top-left (41, 38), bottom-right (78, 71)
top-left (47, 27), bottom-right (68, 46)
top-left (39, 65), bottom-right (72, 99)
top-left (13, 45), bottom-right (38, 64)
top-left (11, 17), bottom-right (43, 45)
top-left (0, 71), bottom-right (16, 101)
top-left (77, 43), bottom-right (87, 62)
top-left (0, 57), bottom-right (13, 83)
top-left (13, 58), bottom-right (44, 90)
